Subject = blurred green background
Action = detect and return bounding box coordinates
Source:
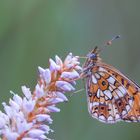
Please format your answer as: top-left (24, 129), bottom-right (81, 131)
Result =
top-left (0, 0), bottom-right (140, 140)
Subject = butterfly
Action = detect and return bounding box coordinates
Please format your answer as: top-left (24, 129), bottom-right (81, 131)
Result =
top-left (82, 37), bottom-right (140, 123)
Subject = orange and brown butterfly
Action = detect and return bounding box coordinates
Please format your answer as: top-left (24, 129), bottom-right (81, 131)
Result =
top-left (81, 35), bottom-right (140, 123)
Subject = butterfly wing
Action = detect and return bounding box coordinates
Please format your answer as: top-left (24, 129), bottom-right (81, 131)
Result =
top-left (86, 62), bottom-right (140, 123)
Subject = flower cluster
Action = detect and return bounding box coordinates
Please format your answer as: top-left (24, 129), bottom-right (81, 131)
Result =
top-left (0, 53), bottom-right (82, 140)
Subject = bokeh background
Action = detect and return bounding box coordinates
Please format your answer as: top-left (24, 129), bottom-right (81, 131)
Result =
top-left (0, 0), bottom-right (140, 140)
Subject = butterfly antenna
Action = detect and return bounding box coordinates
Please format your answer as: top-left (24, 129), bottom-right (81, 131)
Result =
top-left (99, 35), bottom-right (121, 52)
top-left (106, 35), bottom-right (121, 46)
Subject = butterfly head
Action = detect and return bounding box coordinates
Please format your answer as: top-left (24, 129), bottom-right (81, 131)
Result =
top-left (87, 52), bottom-right (97, 59)
top-left (81, 47), bottom-right (101, 77)
top-left (87, 46), bottom-right (100, 62)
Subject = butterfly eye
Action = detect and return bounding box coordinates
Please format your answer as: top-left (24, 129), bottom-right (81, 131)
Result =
top-left (87, 53), bottom-right (96, 59)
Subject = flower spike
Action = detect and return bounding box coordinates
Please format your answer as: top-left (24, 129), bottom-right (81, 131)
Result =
top-left (0, 53), bottom-right (82, 140)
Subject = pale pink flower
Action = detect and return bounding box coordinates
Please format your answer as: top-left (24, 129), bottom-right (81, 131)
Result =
top-left (0, 53), bottom-right (82, 140)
